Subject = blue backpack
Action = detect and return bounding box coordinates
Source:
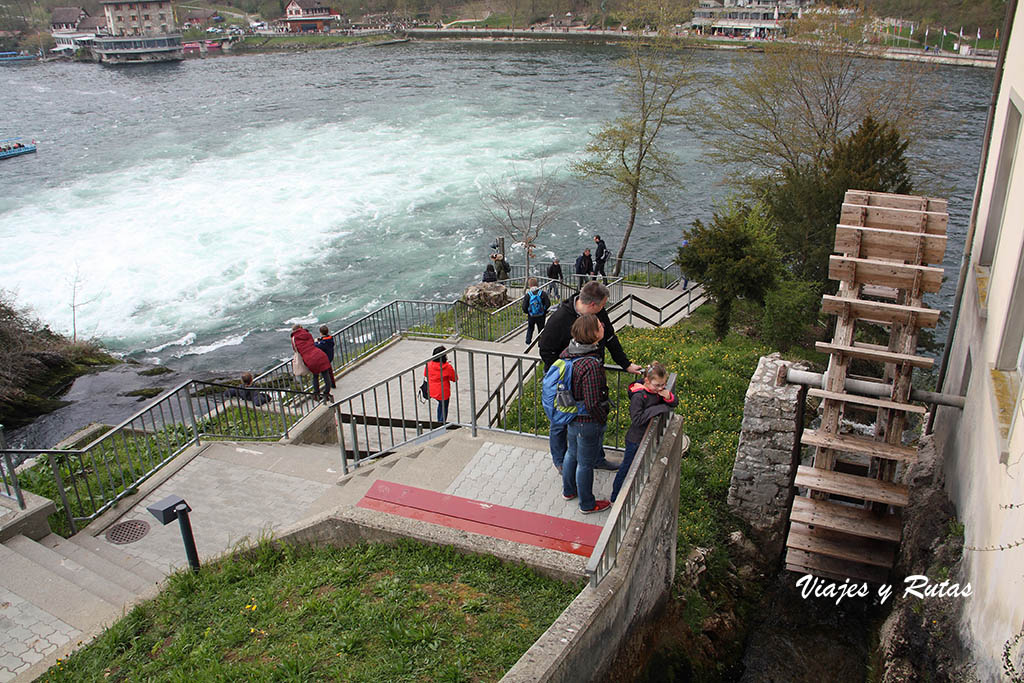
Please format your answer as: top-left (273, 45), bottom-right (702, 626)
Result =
top-left (527, 290), bottom-right (545, 317)
top-left (542, 358), bottom-right (589, 425)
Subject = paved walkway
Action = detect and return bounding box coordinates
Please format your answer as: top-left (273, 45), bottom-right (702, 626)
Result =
top-left (0, 588), bottom-right (79, 680)
top-left (446, 440), bottom-right (619, 524)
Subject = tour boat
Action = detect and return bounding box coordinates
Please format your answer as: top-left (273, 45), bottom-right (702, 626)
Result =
top-left (0, 138), bottom-right (36, 160)
top-left (0, 51), bottom-right (39, 62)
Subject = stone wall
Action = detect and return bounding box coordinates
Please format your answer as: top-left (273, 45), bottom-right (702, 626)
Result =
top-left (502, 417), bottom-right (687, 682)
top-left (727, 354), bottom-right (806, 559)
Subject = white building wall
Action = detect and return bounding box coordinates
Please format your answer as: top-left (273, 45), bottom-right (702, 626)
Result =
top-left (935, 1), bottom-right (1024, 678)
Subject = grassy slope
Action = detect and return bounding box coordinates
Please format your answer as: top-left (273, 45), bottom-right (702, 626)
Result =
top-left (42, 540), bottom-right (582, 682)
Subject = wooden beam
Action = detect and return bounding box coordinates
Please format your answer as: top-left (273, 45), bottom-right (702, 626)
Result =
top-left (786, 521), bottom-right (897, 567)
top-left (785, 548), bottom-right (891, 584)
top-left (840, 204), bottom-right (947, 235)
top-left (835, 225), bottom-right (947, 264)
top-left (828, 256), bottom-right (944, 293)
top-left (844, 189), bottom-right (948, 213)
top-left (821, 295), bottom-right (941, 327)
top-left (790, 495), bottom-right (902, 542)
top-left (808, 388), bottom-right (927, 414)
top-left (801, 429), bottom-right (919, 462)
top-left (795, 465), bottom-right (910, 506)
top-left (815, 342), bottom-right (935, 369)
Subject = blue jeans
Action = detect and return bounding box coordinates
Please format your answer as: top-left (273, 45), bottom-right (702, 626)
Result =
top-left (436, 398), bottom-right (450, 423)
top-left (611, 440), bottom-right (640, 502)
top-left (563, 420), bottom-right (603, 511)
top-left (549, 422), bottom-right (567, 469)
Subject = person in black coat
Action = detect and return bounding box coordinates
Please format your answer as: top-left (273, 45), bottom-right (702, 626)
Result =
top-left (574, 249), bottom-right (593, 288)
top-left (593, 235), bottom-right (609, 281)
top-left (546, 258), bottom-right (563, 296)
top-left (521, 277), bottom-right (551, 345)
top-left (538, 281), bottom-right (642, 473)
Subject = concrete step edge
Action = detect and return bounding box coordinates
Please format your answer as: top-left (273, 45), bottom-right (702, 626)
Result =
top-left (0, 542), bottom-right (119, 632)
top-left (38, 533), bottom-right (152, 594)
top-left (6, 535), bottom-right (136, 606)
top-left (68, 534), bottom-right (166, 586)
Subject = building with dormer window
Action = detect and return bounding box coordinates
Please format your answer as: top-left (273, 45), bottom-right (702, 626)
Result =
top-left (282, 0), bottom-right (339, 32)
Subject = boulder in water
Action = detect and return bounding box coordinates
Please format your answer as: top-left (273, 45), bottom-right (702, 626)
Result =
top-left (464, 283), bottom-right (509, 309)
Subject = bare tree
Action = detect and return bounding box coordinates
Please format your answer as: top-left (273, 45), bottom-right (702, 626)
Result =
top-left (68, 264), bottom-right (99, 344)
top-left (704, 11), bottom-right (933, 182)
top-left (484, 164), bottom-right (562, 277)
top-left (571, 1), bottom-right (696, 275)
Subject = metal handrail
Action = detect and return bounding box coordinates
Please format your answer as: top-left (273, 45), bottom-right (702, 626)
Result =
top-left (0, 425), bottom-right (26, 509)
top-left (0, 379), bottom-right (320, 535)
top-left (511, 257), bottom-right (684, 289)
top-left (586, 374), bottom-right (682, 587)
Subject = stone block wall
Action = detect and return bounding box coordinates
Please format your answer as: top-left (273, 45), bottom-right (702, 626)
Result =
top-left (727, 354), bottom-right (806, 559)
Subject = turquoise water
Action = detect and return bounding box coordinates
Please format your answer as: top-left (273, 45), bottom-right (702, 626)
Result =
top-left (0, 43), bottom-right (992, 372)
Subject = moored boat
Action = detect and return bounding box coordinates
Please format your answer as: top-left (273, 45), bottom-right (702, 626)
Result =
top-left (0, 138), bottom-right (37, 160)
top-left (0, 51), bottom-right (39, 63)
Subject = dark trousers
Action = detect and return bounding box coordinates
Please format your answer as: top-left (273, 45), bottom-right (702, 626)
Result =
top-left (436, 398), bottom-right (450, 423)
top-left (525, 315), bottom-right (546, 345)
top-left (312, 369), bottom-right (334, 399)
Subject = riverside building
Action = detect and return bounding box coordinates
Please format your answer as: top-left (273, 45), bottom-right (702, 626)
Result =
top-left (91, 0), bottom-right (183, 63)
top-left (691, 0), bottom-right (814, 39)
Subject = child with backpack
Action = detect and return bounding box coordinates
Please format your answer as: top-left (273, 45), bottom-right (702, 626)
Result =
top-left (611, 362), bottom-right (677, 503)
top-left (521, 276), bottom-right (551, 346)
top-left (550, 314), bottom-right (611, 514)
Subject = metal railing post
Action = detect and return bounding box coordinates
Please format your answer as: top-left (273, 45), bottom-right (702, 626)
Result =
top-left (184, 382), bottom-right (201, 446)
top-left (47, 452), bottom-right (77, 535)
top-left (467, 349), bottom-right (478, 437)
top-left (333, 404), bottom-right (348, 476)
top-left (278, 391), bottom-right (290, 439)
top-left (3, 452), bottom-right (25, 510)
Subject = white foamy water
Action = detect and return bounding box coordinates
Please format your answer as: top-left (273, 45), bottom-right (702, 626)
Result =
top-left (1, 43), bottom-right (992, 372)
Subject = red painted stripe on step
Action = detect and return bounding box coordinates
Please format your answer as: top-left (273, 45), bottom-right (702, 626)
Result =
top-left (357, 497), bottom-right (595, 557)
top-left (363, 480), bottom-right (603, 546)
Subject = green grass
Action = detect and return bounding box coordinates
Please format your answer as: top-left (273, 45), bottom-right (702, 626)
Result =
top-left (18, 406), bottom-right (301, 537)
top-left (41, 540), bottom-right (582, 682)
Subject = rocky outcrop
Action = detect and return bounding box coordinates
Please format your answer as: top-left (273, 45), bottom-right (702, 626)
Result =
top-left (727, 354), bottom-right (807, 559)
top-left (463, 283), bottom-right (509, 309)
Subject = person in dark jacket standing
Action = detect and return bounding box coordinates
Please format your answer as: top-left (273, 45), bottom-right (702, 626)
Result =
top-left (538, 281), bottom-right (642, 473)
top-left (574, 249), bottom-right (593, 288)
top-left (492, 253), bottom-right (510, 281)
top-left (546, 258), bottom-right (563, 296)
top-left (521, 277), bottom-right (551, 345)
top-left (560, 315), bottom-right (612, 514)
top-left (611, 362), bottom-right (678, 502)
top-left (314, 325), bottom-right (337, 395)
top-left (593, 235), bottom-right (609, 281)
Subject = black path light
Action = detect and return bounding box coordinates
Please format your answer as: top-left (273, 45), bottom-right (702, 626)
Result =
top-left (147, 494), bottom-right (201, 572)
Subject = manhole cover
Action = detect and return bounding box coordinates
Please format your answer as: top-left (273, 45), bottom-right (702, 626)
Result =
top-left (105, 519), bottom-right (150, 545)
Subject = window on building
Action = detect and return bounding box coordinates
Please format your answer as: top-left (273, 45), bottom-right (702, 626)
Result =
top-left (159, 13), bottom-right (165, 20)
top-left (144, 14), bottom-right (149, 19)
top-left (996, 240), bottom-right (1024, 372)
top-left (980, 99), bottom-right (1022, 267)
top-left (117, 16), bottom-right (123, 21)
top-left (130, 14), bottom-right (137, 20)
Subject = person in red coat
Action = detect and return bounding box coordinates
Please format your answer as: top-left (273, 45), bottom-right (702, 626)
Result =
top-left (291, 325), bottom-right (333, 402)
top-left (425, 345), bottom-right (458, 423)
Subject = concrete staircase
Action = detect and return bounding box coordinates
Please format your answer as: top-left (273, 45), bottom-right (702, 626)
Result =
top-left (0, 531), bottom-right (163, 682)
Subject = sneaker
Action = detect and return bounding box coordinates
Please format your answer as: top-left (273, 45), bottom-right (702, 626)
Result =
top-left (563, 493), bottom-right (577, 501)
top-left (581, 500), bottom-right (611, 514)
top-left (323, 394), bottom-right (333, 403)
top-left (594, 460), bottom-right (620, 471)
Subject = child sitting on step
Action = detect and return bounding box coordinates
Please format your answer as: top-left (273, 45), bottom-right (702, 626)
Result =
top-left (611, 362), bottom-right (678, 503)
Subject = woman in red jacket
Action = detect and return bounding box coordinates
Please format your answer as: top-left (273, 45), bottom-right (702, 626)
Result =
top-left (425, 345), bottom-right (458, 424)
top-left (291, 325), bottom-right (334, 402)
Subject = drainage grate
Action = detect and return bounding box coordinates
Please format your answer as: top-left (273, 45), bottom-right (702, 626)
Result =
top-left (105, 519), bottom-right (150, 545)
